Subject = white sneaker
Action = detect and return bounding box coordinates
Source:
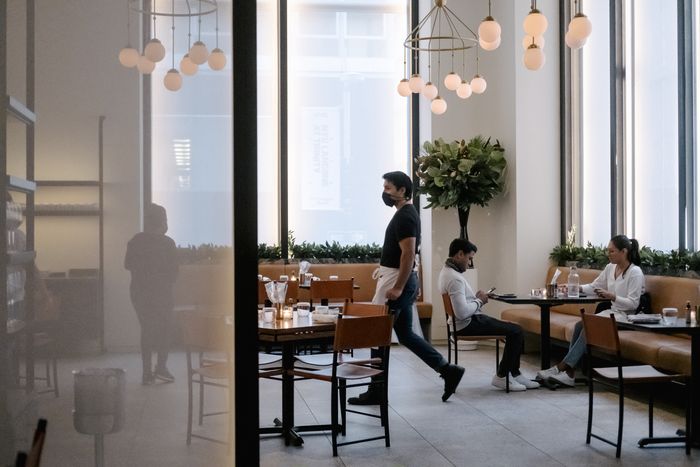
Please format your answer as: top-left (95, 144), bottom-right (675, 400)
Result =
top-left (536, 365), bottom-right (560, 381)
top-left (548, 372), bottom-right (575, 387)
top-left (512, 373), bottom-right (540, 389)
top-left (491, 374), bottom-right (526, 392)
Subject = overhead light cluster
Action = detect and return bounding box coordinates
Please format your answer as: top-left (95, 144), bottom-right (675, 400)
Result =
top-left (118, 0), bottom-right (227, 92)
top-left (397, 0), bottom-right (593, 114)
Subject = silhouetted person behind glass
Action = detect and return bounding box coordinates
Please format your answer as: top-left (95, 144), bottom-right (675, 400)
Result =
top-left (125, 203), bottom-right (179, 385)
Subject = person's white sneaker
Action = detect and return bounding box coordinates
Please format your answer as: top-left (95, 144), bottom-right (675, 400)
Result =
top-left (536, 365), bottom-right (560, 381)
top-left (491, 374), bottom-right (526, 392)
top-left (512, 373), bottom-right (540, 389)
top-left (548, 372), bottom-right (575, 387)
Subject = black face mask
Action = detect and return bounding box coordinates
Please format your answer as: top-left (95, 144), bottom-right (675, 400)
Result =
top-left (382, 192), bottom-right (396, 207)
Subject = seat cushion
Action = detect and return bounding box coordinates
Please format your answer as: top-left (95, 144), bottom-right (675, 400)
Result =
top-left (657, 341), bottom-right (692, 375)
top-left (616, 330), bottom-right (678, 366)
top-left (500, 307), bottom-right (541, 335)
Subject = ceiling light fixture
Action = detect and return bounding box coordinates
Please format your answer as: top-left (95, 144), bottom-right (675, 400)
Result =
top-left (398, 0), bottom-right (502, 115)
top-left (118, 0), bottom-right (226, 92)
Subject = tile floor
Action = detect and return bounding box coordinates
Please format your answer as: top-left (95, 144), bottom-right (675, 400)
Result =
top-left (27, 344), bottom-right (695, 466)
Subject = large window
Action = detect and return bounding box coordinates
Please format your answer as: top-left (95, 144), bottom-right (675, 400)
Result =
top-left (572, 0), bottom-right (685, 251)
top-left (579, 1), bottom-right (611, 246)
top-left (152, 1), bottom-right (233, 246)
top-left (152, 0), bottom-right (409, 247)
top-left (624, 0), bottom-right (679, 251)
top-left (286, 0), bottom-right (409, 245)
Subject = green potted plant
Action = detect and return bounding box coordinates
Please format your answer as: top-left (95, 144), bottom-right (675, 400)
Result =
top-left (415, 136), bottom-right (507, 241)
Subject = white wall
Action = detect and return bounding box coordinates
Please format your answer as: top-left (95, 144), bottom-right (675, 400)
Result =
top-left (9, 0), bottom-right (143, 350)
top-left (427, 1), bottom-right (560, 340)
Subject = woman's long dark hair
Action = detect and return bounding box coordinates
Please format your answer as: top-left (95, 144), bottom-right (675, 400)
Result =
top-left (610, 235), bottom-right (641, 266)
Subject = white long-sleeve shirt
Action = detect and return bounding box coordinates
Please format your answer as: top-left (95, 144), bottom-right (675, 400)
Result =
top-left (580, 263), bottom-right (644, 313)
top-left (438, 265), bottom-right (482, 331)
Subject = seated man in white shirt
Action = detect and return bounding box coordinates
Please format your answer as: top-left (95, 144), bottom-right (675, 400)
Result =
top-left (438, 238), bottom-right (539, 391)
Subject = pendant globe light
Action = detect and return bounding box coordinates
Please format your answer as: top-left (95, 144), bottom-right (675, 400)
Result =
top-left (118, 2), bottom-right (139, 68)
top-left (180, 3), bottom-right (198, 76)
top-left (566, 0), bottom-right (592, 49)
top-left (207, 6), bottom-right (227, 70)
top-left (163, 0), bottom-right (182, 91)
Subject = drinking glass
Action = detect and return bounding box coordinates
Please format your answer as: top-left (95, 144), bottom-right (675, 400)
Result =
top-left (662, 308), bottom-right (678, 326)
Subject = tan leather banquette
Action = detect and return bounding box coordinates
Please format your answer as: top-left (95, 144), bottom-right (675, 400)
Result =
top-left (501, 266), bottom-right (697, 374)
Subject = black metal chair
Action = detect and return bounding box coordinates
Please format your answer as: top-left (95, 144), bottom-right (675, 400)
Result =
top-left (442, 293), bottom-right (508, 391)
top-left (580, 310), bottom-right (690, 457)
top-left (292, 314), bottom-right (393, 456)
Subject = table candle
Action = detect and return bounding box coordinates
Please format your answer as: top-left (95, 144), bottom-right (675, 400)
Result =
top-left (282, 307), bottom-right (293, 320)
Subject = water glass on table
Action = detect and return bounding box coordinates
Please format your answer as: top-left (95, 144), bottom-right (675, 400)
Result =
top-left (297, 302), bottom-right (310, 317)
top-left (262, 307), bottom-right (275, 323)
top-left (662, 307), bottom-right (678, 326)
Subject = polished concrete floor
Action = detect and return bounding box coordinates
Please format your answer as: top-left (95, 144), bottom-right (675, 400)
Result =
top-left (28, 344), bottom-right (695, 466)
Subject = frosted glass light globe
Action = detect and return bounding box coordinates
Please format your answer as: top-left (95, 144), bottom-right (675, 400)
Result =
top-left (522, 35), bottom-right (545, 50)
top-left (136, 55), bottom-right (155, 74)
top-left (397, 79), bottom-right (411, 97)
top-left (470, 75), bottom-right (487, 94)
top-left (523, 10), bottom-right (548, 36)
top-left (118, 47), bottom-right (139, 68)
top-left (524, 45), bottom-right (545, 71)
top-left (569, 13), bottom-right (592, 40)
top-left (208, 48), bottom-right (227, 70)
top-left (565, 30), bottom-right (586, 49)
top-left (408, 74), bottom-right (425, 93)
top-left (180, 54), bottom-right (198, 76)
top-left (422, 82), bottom-right (438, 100)
top-left (164, 68), bottom-right (183, 91)
top-left (444, 72), bottom-right (461, 91)
top-left (189, 41), bottom-right (209, 65)
top-left (480, 36), bottom-right (501, 51)
top-left (456, 80), bottom-right (472, 99)
top-left (478, 17), bottom-right (501, 43)
top-left (430, 96), bottom-right (447, 115)
top-left (144, 38), bottom-right (166, 63)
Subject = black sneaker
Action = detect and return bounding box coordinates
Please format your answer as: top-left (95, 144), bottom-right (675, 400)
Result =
top-left (154, 367), bottom-right (175, 383)
top-left (348, 390), bottom-right (381, 405)
top-left (142, 372), bottom-right (155, 385)
top-left (440, 364), bottom-right (465, 402)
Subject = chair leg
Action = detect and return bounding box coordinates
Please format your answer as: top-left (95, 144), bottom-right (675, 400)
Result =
top-left (187, 372), bottom-right (193, 445)
top-left (331, 379), bottom-right (339, 457)
top-left (495, 340), bottom-right (500, 374)
top-left (453, 336), bottom-right (458, 366)
top-left (381, 377), bottom-right (390, 447)
top-left (586, 376), bottom-right (593, 444)
top-left (648, 388), bottom-right (654, 438)
top-left (616, 382), bottom-right (624, 458)
top-left (199, 374), bottom-right (205, 425)
top-left (447, 334), bottom-right (452, 364)
top-left (340, 380), bottom-right (347, 436)
top-left (686, 380), bottom-right (691, 455)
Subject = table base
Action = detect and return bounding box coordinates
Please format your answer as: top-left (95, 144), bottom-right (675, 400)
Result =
top-left (259, 418), bottom-right (338, 446)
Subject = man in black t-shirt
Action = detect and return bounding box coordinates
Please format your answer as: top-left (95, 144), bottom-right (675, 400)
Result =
top-left (349, 171), bottom-right (465, 404)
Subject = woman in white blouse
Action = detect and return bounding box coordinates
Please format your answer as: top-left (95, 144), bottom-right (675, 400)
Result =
top-left (537, 235), bottom-right (644, 387)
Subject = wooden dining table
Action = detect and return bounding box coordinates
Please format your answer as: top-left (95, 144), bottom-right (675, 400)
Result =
top-left (616, 319), bottom-right (700, 448)
top-left (257, 315), bottom-right (336, 446)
